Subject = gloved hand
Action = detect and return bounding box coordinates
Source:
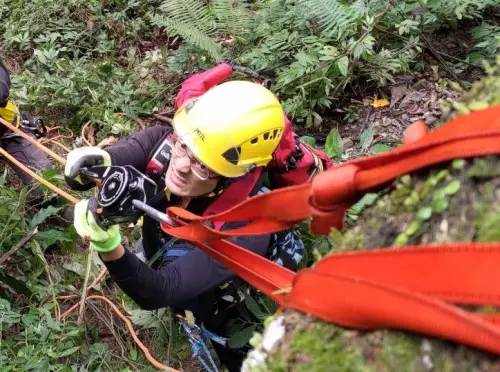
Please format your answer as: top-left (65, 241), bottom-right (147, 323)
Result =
top-left (73, 198), bottom-right (121, 253)
top-left (64, 147), bottom-right (112, 191)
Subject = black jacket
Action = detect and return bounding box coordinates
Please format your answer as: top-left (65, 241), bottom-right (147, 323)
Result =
top-left (102, 126), bottom-right (271, 322)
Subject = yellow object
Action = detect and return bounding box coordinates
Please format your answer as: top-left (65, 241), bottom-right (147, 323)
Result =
top-left (172, 81), bottom-right (286, 178)
top-left (370, 98), bottom-right (390, 108)
top-left (0, 100), bottom-right (21, 128)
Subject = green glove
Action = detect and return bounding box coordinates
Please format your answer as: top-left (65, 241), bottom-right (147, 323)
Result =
top-left (64, 147), bottom-right (112, 190)
top-left (73, 199), bottom-right (121, 253)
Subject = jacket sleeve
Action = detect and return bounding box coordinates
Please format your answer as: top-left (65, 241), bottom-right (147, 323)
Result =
top-left (175, 64), bottom-right (234, 109)
top-left (0, 59), bottom-right (11, 107)
top-left (102, 228), bottom-right (271, 310)
top-left (105, 125), bottom-right (172, 170)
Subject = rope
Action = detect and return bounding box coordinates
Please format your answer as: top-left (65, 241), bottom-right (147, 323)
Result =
top-left (0, 117), bottom-right (183, 371)
top-left (0, 116), bottom-right (66, 164)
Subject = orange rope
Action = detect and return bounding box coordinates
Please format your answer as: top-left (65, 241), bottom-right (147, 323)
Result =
top-left (0, 118), bottom-right (181, 371)
top-left (0, 147), bottom-right (79, 204)
top-left (86, 295), bottom-right (180, 372)
top-left (0, 116), bottom-right (66, 165)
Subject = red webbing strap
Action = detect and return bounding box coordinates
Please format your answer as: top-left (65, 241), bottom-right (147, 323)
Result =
top-left (282, 243), bottom-right (500, 355)
top-left (161, 219), bottom-right (294, 302)
top-left (285, 270), bottom-right (500, 354)
top-left (163, 105), bottom-right (500, 240)
top-left (312, 243), bottom-right (500, 306)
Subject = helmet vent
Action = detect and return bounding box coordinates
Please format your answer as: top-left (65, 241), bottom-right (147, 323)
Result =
top-left (251, 137), bottom-right (258, 144)
top-left (222, 146), bottom-right (241, 165)
top-left (263, 132), bottom-right (270, 140)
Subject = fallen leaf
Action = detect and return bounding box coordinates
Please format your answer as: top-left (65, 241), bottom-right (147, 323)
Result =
top-left (390, 84), bottom-right (408, 108)
top-left (411, 91), bottom-right (427, 103)
top-left (370, 98), bottom-right (390, 108)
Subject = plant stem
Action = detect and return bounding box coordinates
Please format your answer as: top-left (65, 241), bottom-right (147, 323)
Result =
top-left (77, 248), bottom-right (93, 325)
top-left (0, 227), bottom-right (38, 266)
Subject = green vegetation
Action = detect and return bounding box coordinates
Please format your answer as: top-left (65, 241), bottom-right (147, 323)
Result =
top-left (0, 0), bottom-right (498, 370)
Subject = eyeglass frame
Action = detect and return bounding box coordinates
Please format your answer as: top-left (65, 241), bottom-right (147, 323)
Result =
top-left (171, 134), bottom-right (220, 181)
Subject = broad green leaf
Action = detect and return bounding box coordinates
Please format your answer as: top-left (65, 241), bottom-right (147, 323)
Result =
top-left (336, 56), bottom-right (349, 76)
top-left (325, 128), bottom-right (343, 160)
top-left (300, 136), bottom-right (317, 147)
top-left (35, 229), bottom-right (71, 249)
top-left (129, 349), bottom-right (138, 361)
top-left (30, 206), bottom-right (63, 229)
top-left (0, 298), bottom-right (22, 325)
top-left (360, 128), bottom-right (376, 152)
top-left (245, 295), bottom-right (268, 321)
top-left (370, 143), bottom-right (393, 154)
top-left (0, 271), bottom-right (32, 298)
top-left (58, 346), bottom-right (81, 358)
top-left (228, 325), bottom-right (257, 349)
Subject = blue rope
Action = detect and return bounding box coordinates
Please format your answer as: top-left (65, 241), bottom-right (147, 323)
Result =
top-left (181, 321), bottom-right (220, 372)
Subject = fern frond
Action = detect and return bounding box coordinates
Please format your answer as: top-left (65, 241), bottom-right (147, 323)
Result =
top-left (163, 18), bottom-right (223, 59)
top-left (211, 0), bottom-right (253, 35)
top-left (300, 0), bottom-right (357, 40)
top-left (157, 0), bottom-right (216, 34)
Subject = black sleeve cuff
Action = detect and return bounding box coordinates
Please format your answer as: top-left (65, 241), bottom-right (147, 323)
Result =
top-left (101, 249), bottom-right (141, 282)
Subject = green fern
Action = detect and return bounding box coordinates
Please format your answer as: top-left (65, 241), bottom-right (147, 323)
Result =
top-left (300, 0), bottom-right (358, 40)
top-left (148, 0), bottom-right (253, 59)
top-left (150, 14), bottom-right (223, 59)
top-left (211, 0), bottom-right (253, 35)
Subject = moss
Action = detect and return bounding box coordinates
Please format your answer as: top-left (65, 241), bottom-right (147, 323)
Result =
top-left (250, 60), bottom-right (500, 371)
top-left (263, 315), bottom-right (367, 372)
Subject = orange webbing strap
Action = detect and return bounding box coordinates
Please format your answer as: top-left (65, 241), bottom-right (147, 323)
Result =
top-left (283, 243), bottom-right (500, 355)
top-left (163, 105), bottom-right (500, 240)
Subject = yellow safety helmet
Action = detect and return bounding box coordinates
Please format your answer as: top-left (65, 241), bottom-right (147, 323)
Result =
top-left (172, 80), bottom-right (286, 178)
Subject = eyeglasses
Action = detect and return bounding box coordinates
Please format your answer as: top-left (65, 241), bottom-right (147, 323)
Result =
top-left (172, 136), bottom-right (219, 180)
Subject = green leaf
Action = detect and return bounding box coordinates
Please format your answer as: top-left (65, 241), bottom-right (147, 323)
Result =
top-left (336, 56), bottom-right (349, 76)
top-left (0, 299), bottom-right (22, 325)
top-left (370, 143), bottom-right (393, 154)
top-left (444, 180), bottom-right (461, 195)
top-left (35, 229), bottom-right (71, 249)
top-left (30, 206), bottom-right (63, 229)
top-left (228, 325), bottom-right (257, 349)
top-left (245, 295), bottom-right (268, 321)
top-left (417, 207), bottom-right (432, 221)
top-left (0, 271), bottom-right (32, 298)
top-left (359, 128), bottom-right (375, 152)
top-left (301, 136), bottom-right (317, 147)
top-left (58, 346), bottom-right (81, 358)
top-left (325, 128), bottom-right (343, 160)
top-left (129, 349), bottom-right (138, 361)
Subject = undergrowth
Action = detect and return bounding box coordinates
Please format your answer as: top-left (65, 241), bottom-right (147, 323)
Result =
top-left (0, 0), bottom-right (496, 370)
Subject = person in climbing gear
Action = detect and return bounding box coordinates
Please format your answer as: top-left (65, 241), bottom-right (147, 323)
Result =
top-left (0, 57), bottom-right (52, 205)
top-left (67, 80), bottom-right (306, 371)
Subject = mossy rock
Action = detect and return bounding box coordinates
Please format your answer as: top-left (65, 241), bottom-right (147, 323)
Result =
top-left (242, 58), bottom-right (500, 371)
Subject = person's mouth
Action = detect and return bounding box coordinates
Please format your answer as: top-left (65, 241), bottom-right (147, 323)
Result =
top-left (170, 169), bottom-right (187, 188)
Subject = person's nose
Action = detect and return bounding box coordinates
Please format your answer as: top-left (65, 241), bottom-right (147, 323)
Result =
top-left (175, 155), bottom-right (192, 175)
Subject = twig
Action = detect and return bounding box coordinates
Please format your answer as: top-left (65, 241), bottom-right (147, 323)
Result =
top-left (136, 118), bottom-right (146, 130)
top-left (419, 32), bottom-right (467, 90)
top-left (153, 113), bottom-right (173, 125)
top-left (77, 248), bottom-right (93, 325)
top-left (81, 121), bottom-right (93, 147)
top-left (33, 240), bottom-right (60, 320)
top-left (0, 227), bottom-right (38, 266)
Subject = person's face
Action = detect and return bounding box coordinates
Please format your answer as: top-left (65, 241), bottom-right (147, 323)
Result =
top-left (164, 136), bottom-right (221, 197)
